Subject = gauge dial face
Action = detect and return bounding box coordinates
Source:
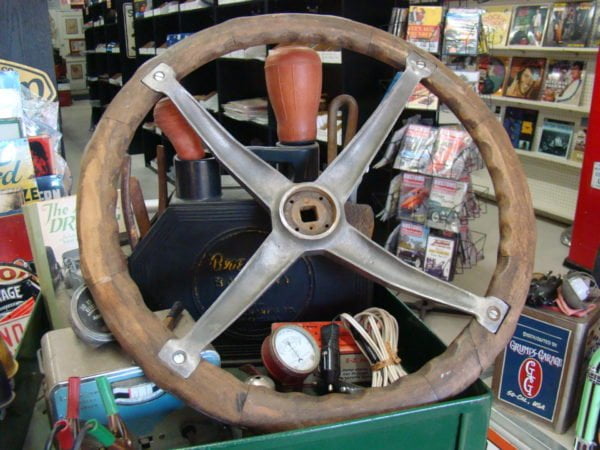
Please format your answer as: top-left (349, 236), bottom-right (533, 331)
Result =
top-left (273, 326), bottom-right (319, 373)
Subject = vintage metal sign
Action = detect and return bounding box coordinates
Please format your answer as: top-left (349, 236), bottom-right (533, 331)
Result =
top-left (0, 59), bottom-right (57, 101)
top-left (498, 315), bottom-right (571, 422)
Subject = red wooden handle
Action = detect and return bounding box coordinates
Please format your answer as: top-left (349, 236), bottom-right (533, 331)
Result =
top-left (154, 98), bottom-right (206, 160)
top-left (265, 46), bottom-right (322, 144)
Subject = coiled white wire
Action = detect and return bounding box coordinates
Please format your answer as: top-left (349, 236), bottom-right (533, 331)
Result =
top-left (340, 307), bottom-right (407, 387)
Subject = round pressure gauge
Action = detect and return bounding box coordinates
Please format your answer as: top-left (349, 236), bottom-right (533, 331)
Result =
top-left (261, 325), bottom-right (320, 385)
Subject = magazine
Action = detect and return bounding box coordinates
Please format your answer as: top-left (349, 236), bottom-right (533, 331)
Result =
top-left (424, 231), bottom-right (457, 281)
top-left (429, 127), bottom-right (473, 179)
top-left (503, 107), bottom-right (539, 150)
top-left (443, 8), bottom-right (481, 56)
top-left (569, 118), bottom-right (587, 162)
top-left (438, 70), bottom-right (478, 124)
top-left (482, 6), bottom-right (513, 48)
top-left (28, 136), bottom-right (55, 178)
top-left (23, 195), bottom-right (126, 328)
top-left (544, 2), bottom-right (595, 47)
top-left (397, 221), bottom-right (429, 270)
top-left (406, 6), bottom-right (444, 53)
top-left (397, 173), bottom-right (431, 223)
top-left (477, 55), bottom-right (509, 96)
top-left (444, 55), bottom-right (478, 71)
top-left (503, 57), bottom-right (546, 100)
top-left (406, 83), bottom-right (439, 111)
top-left (0, 138), bottom-right (39, 204)
top-left (427, 178), bottom-right (468, 233)
top-left (541, 60), bottom-right (586, 105)
top-left (508, 5), bottom-right (549, 46)
top-left (537, 118), bottom-right (575, 158)
top-left (393, 124), bottom-right (437, 173)
top-left (0, 210), bottom-right (39, 350)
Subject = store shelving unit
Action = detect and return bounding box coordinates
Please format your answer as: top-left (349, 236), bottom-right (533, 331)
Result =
top-left (83, 0), bottom-right (136, 128)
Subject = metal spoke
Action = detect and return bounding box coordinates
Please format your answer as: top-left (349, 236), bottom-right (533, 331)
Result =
top-left (158, 231), bottom-right (304, 378)
top-left (142, 63), bottom-right (292, 209)
top-left (317, 54), bottom-right (436, 202)
top-left (325, 225), bottom-right (508, 333)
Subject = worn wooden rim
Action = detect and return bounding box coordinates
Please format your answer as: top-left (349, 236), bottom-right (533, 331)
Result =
top-left (77, 14), bottom-right (535, 431)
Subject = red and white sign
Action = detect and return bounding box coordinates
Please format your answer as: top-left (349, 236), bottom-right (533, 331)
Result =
top-left (0, 298), bottom-right (35, 355)
top-left (518, 358), bottom-right (543, 398)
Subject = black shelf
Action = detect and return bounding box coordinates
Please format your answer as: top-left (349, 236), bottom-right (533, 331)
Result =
top-left (83, 0), bottom-right (137, 128)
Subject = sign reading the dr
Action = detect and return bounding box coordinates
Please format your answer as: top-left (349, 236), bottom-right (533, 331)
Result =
top-left (498, 315), bottom-right (571, 422)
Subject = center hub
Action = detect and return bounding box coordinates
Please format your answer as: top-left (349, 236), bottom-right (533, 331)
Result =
top-left (281, 186), bottom-right (338, 238)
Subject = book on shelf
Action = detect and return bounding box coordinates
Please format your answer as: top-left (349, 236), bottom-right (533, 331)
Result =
top-left (407, 83), bottom-right (439, 111)
top-left (133, 0), bottom-right (152, 15)
top-left (443, 8), bottom-right (481, 56)
top-left (541, 60), bottom-right (586, 105)
top-left (397, 221), bottom-right (429, 270)
top-left (397, 173), bottom-right (431, 224)
top-left (503, 57), bottom-right (546, 100)
top-left (508, 5), bottom-right (549, 46)
top-left (477, 55), bottom-right (509, 96)
top-left (393, 124), bottom-right (437, 173)
top-left (503, 106), bottom-right (539, 151)
top-left (444, 55), bottom-right (478, 71)
top-left (388, 7), bottom-right (409, 39)
top-left (0, 138), bottom-right (40, 204)
top-left (23, 195), bottom-right (126, 329)
top-left (544, 2), bottom-right (595, 47)
top-left (570, 117), bottom-right (588, 162)
top-left (406, 6), bottom-right (443, 53)
top-left (424, 230), bottom-right (457, 282)
top-left (481, 6), bottom-right (513, 48)
top-left (537, 117), bottom-right (575, 158)
top-left (591, 6), bottom-right (600, 46)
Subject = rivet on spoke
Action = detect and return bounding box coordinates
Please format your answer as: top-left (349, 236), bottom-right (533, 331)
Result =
top-left (487, 306), bottom-right (501, 321)
top-left (173, 351), bottom-right (186, 364)
top-left (153, 71), bottom-right (166, 81)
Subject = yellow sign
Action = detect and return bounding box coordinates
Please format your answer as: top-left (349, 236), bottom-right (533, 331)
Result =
top-left (0, 59), bottom-right (56, 102)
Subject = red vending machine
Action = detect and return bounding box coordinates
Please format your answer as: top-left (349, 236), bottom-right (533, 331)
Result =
top-left (566, 51), bottom-right (600, 274)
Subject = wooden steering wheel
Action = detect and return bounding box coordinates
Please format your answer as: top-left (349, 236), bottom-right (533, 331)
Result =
top-left (77, 14), bottom-right (535, 431)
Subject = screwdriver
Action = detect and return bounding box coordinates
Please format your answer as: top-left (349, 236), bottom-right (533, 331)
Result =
top-left (320, 323), bottom-right (340, 392)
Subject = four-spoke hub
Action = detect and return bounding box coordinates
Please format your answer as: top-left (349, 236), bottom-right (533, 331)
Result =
top-left (279, 185), bottom-right (341, 240)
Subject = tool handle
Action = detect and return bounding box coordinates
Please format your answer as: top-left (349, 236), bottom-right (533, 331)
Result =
top-left (265, 46), bottom-right (322, 145)
top-left (97, 376), bottom-right (119, 416)
top-left (66, 376), bottom-right (81, 420)
top-left (154, 97), bottom-right (206, 160)
top-left (320, 323), bottom-right (341, 390)
top-left (55, 419), bottom-right (74, 450)
top-left (86, 419), bottom-right (117, 447)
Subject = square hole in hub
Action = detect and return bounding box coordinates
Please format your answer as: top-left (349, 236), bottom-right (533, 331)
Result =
top-left (300, 205), bottom-right (318, 223)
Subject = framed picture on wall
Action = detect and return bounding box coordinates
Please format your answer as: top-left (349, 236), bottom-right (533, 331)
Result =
top-left (70, 63), bottom-right (83, 80)
top-left (69, 39), bottom-right (86, 55)
top-left (65, 17), bottom-right (79, 35)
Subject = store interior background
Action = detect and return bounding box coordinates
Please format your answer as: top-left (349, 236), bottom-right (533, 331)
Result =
top-left (2, 0), bottom-right (596, 448)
